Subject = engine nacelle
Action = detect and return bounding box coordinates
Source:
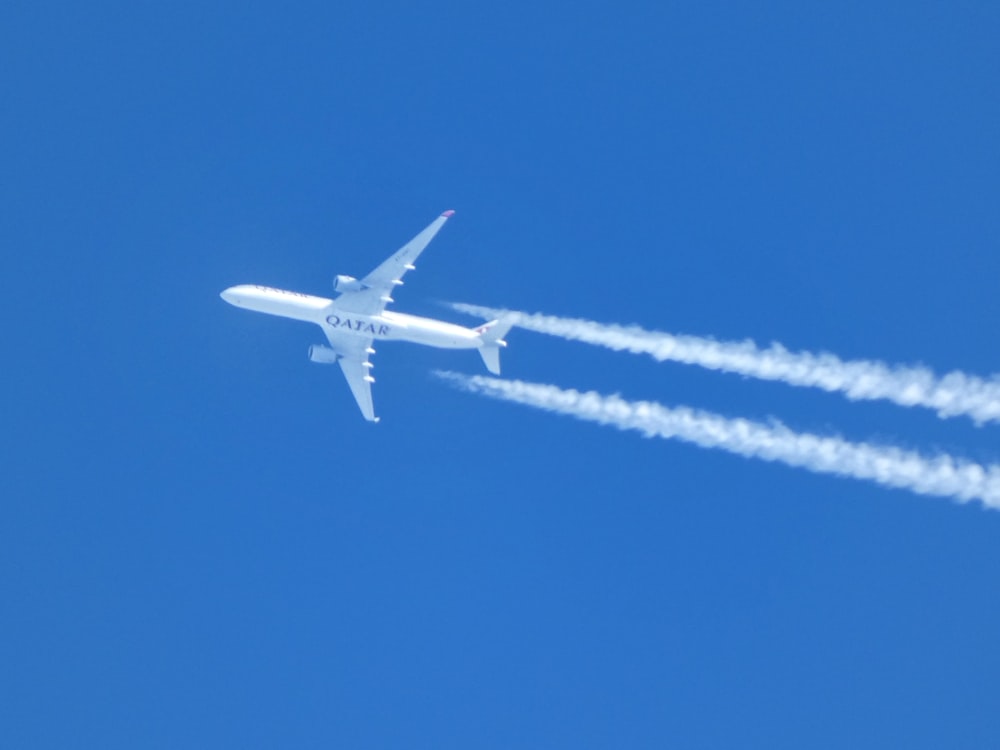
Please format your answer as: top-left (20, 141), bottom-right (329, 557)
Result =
top-left (334, 274), bottom-right (370, 293)
top-left (308, 345), bottom-right (341, 364)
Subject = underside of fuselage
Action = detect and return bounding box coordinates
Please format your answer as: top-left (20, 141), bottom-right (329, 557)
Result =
top-left (220, 285), bottom-right (481, 349)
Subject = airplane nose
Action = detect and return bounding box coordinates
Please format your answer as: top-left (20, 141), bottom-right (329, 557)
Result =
top-left (220, 288), bottom-right (241, 305)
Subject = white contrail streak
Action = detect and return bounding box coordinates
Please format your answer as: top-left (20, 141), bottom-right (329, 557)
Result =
top-left (436, 372), bottom-right (1000, 510)
top-left (449, 303), bottom-right (1000, 425)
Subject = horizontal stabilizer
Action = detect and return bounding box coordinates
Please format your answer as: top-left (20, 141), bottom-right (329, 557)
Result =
top-left (475, 318), bottom-right (514, 374)
top-left (478, 345), bottom-right (502, 375)
top-left (476, 318), bottom-right (514, 346)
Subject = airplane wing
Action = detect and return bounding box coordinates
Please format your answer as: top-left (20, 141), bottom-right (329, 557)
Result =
top-left (321, 325), bottom-right (378, 422)
top-left (333, 210), bottom-right (454, 316)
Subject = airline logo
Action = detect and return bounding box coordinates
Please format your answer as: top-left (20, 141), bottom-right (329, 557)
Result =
top-left (326, 314), bottom-right (390, 336)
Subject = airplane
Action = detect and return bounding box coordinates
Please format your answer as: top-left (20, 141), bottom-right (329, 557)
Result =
top-left (220, 210), bottom-right (511, 422)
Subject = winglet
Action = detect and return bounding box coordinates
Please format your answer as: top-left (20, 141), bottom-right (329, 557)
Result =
top-left (441, 209), bottom-right (455, 217)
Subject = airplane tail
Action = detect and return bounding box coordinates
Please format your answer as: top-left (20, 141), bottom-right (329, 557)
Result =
top-left (475, 319), bottom-right (514, 375)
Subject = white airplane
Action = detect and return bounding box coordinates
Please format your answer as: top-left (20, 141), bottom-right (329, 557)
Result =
top-left (220, 210), bottom-right (511, 422)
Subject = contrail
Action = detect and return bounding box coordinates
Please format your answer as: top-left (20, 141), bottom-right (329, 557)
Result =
top-left (436, 372), bottom-right (1000, 510)
top-left (449, 303), bottom-right (1000, 425)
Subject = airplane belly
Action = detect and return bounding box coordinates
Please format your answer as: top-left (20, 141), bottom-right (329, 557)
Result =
top-left (221, 285), bottom-right (331, 322)
top-left (380, 312), bottom-right (479, 349)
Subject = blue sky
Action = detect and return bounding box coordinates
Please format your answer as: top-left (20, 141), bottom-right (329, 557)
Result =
top-left (3, 2), bottom-right (1000, 747)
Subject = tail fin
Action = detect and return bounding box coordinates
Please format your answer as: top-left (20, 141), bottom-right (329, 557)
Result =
top-left (475, 319), bottom-right (514, 375)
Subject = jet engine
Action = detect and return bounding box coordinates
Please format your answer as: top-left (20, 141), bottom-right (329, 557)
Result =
top-left (334, 274), bottom-right (370, 293)
top-left (308, 345), bottom-right (341, 364)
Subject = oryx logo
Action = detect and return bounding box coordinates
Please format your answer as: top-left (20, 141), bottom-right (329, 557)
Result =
top-left (326, 314), bottom-right (389, 336)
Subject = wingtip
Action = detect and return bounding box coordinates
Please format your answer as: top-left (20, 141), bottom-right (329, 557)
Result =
top-left (441, 209), bottom-right (455, 217)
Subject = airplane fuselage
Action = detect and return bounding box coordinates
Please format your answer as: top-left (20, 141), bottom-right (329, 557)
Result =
top-left (220, 210), bottom-right (512, 421)
top-left (220, 284), bottom-right (481, 349)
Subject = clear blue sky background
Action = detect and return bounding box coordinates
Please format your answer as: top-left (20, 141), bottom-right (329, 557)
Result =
top-left (3, 2), bottom-right (999, 747)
